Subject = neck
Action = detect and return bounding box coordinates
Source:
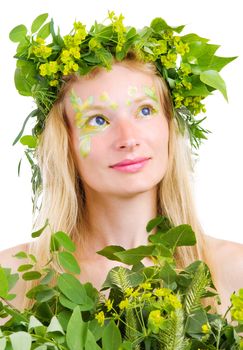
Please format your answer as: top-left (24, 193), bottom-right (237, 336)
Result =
top-left (80, 188), bottom-right (157, 258)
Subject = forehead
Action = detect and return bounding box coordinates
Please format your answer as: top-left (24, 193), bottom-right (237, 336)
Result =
top-left (66, 64), bottom-right (156, 102)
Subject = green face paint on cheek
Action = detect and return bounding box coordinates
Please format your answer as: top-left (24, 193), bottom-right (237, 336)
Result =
top-left (70, 90), bottom-right (109, 157)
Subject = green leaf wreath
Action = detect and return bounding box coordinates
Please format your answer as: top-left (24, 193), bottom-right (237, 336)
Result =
top-left (1, 217), bottom-right (243, 349)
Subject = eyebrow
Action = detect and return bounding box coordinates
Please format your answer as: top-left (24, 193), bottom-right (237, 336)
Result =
top-left (81, 95), bottom-right (158, 113)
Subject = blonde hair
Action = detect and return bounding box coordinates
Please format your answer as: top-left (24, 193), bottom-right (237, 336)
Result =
top-left (27, 57), bottom-right (210, 305)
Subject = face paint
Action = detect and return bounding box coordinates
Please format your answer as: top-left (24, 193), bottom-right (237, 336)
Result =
top-left (99, 91), bottom-right (118, 110)
top-left (70, 90), bottom-right (109, 157)
top-left (144, 86), bottom-right (159, 102)
top-left (128, 86), bottom-right (138, 97)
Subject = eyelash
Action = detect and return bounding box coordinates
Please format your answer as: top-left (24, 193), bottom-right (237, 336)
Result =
top-left (137, 105), bottom-right (157, 118)
top-left (86, 114), bottom-right (110, 127)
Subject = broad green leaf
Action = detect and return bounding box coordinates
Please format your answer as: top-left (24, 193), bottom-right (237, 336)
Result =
top-left (59, 294), bottom-right (94, 311)
top-left (47, 315), bottom-right (64, 334)
top-left (159, 261), bottom-right (177, 286)
top-left (9, 24), bottom-right (27, 42)
top-left (37, 22), bottom-right (51, 39)
top-left (28, 315), bottom-right (43, 330)
top-left (114, 245), bottom-right (155, 265)
top-left (10, 332), bottom-right (32, 350)
top-left (53, 231), bottom-right (76, 252)
top-left (32, 219), bottom-right (48, 238)
top-left (97, 245), bottom-right (126, 262)
top-left (66, 306), bottom-right (88, 350)
top-left (0, 335), bottom-right (6, 350)
top-left (185, 308), bottom-right (208, 335)
top-left (35, 346), bottom-right (47, 350)
top-left (181, 76), bottom-right (211, 97)
top-left (146, 216), bottom-right (171, 233)
top-left (40, 269), bottom-right (55, 285)
top-left (57, 273), bottom-right (87, 304)
top-left (149, 224), bottom-right (196, 252)
top-left (22, 271), bottom-right (42, 281)
top-left (20, 135), bottom-right (37, 148)
top-left (85, 330), bottom-right (101, 350)
top-left (14, 60), bottom-right (37, 96)
top-left (58, 251), bottom-right (80, 274)
top-left (0, 267), bottom-right (8, 298)
top-left (17, 264), bottom-right (33, 272)
top-left (200, 70), bottom-right (228, 100)
top-left (14, 251), bottom-right (27, 259)
top-left (31, 13), bottom-right (48, 33)
top-left (102, 320), bottom-right (122, 350)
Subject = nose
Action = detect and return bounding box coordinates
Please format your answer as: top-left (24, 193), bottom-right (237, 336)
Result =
top-left (114, 119), bottom-right (140, 151)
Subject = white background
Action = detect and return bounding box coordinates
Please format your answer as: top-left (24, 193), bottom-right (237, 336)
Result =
top-left (0, 0), bottom-right (242, 250)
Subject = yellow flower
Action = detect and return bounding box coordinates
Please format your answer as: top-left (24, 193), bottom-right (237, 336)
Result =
top-left (141, 292), bottom-right (152, 301)
top-left (140, 282), bottom-right (152, 290)
top-left (153, 288), bottom-right (171, 297)
top-left (105, 299), bottom-right (113, 312)
top-left (124, 287), bottom-right (134, 297)
top-left (119, 298), bottom-right (129, 310)
top-left (201, 323), bottom-right (211, 334)
top-left (49, 80), bottom-right (58, 87)
top-left (95, 311), bottom-right (105, 326)
top-left (148, 310), bottom-right (164, 334)
top-left (69, 47), bottom-right (81, 59)
top-left (167, 294), bottom-right (182, 309)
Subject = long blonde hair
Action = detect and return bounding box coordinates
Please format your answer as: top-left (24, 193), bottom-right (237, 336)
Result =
top-left (28, 57), bottom-right (208, 294)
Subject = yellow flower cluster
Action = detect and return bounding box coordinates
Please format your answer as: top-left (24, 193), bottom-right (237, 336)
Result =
top-left (32, 38), bottom-right (52, 59)
top-left (108, 11), bottom-right (126, 53)
top-left (231, 289), bottom-right (243, 322)
top-left (95, 311), bottom-right (105, 326)
top-left (148, 310), bottom-right (165, 334)
top-left (201, 323), bottom-right (211, 334)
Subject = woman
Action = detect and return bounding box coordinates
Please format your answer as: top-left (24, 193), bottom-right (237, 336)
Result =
top-left (1, 13), bottom-right (242, 315)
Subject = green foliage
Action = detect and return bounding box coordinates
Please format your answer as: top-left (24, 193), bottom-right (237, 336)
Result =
top-left (0, 216), bottom-right (242, 349)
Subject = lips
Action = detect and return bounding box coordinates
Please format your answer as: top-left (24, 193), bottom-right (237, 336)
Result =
top-left (110, 157), bottom-right (150, 167)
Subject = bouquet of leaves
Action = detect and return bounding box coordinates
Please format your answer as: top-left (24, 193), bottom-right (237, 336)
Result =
top-left (1, 216), bottom-right (243, 349)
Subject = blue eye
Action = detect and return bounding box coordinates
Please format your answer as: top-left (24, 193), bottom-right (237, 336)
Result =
top-left (88, 115), bottom-right (108, 127)
top-left (138, 106), bottom-right (153, 118)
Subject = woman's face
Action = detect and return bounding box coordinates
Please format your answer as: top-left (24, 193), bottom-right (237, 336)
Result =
top-left (65, 64), bottom-right (169, 198)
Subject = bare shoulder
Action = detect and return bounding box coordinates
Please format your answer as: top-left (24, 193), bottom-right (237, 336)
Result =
top-left (0, 243), bottom-right (29, 272)
top-left (204, 235), bottom-right (243, 289)
top-left (205, 235), bottom-right (243, 263)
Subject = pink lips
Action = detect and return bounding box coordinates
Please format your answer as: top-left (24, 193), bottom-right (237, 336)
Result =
top-left (110, 157), bottom-right (150, 173)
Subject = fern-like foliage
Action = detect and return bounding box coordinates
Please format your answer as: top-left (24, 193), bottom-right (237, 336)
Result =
top-left (184, 262), bottom-right (210, 315)
top-left (109, 266), bottom-right (134, 293)
top-left (125, 308), bottom-right (141, 350)
top-left (158, 308), bottom-right (188, 350)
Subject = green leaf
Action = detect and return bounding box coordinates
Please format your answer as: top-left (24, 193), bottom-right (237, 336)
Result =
top-left (47, 315), bottom-right (64, 334)
top-left (20, 135), bottom-right (37, 148)
top-left (40, 269), bottom-right (55, 285)
top-left (85, 330), bottom-right (101, 350)
top-left (10, 332), bottom-right (32, 350)
top-left (102, 320), bottom-right (122, 350)
top-left (0, 267), bottom-right (8, 298)
top-left (28, 315), bottom-right (44, 330)
top-left (31, 13), bottom-right (48, 33)
top-left (0, 335), bottom-right (6, 350)
top-left (9, 24), bottom-right (27, 42)
top-left (97, 245), bottom-right (126, 262)
top-left (37, 22), bottom-right (51, 39)
top-left (57, 273), bottom-right (88, 304)
top-left (58, 251), bottom-right (81, 274)
top-left (14, 251), bottom-right (27, 259)
top-left (114, 245), bottom-right (155, 265)
top-left (12, 109), bottom-right (39, 146)
top-left (53, 231), bottom-right (76, 252)
top-left (200, 70), bottom-right (228, 100)
top-left (185, 308), bottom-right (208, 335)
top-left (149, 224), bottom-right (196, 252)
top-left (22, 271), bottom-right (42, 281)
top-left (102, 266), bottom-right (144, 291)
top-left (66, 306), bottom-right (88, 350)
top-left (17, 264), bottom-right (33, 272)
top-left (32, 219), bottom-right (48, 238)
top-left (146, 216), bottom-right (171, 233)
